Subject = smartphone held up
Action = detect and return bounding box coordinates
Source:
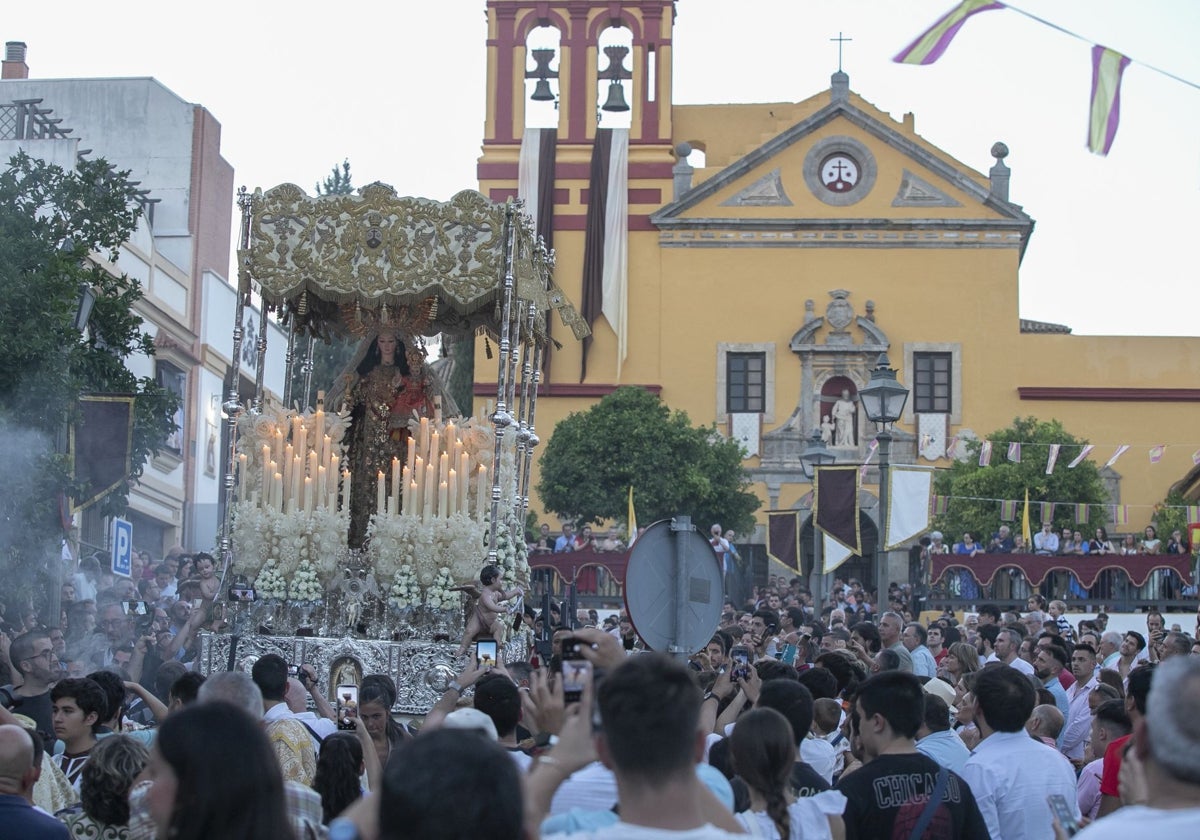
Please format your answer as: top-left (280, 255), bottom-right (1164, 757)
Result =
top-left (559, 635), bottom-right (594, 704)
top-left (336, 684), bottom-right (359, 730)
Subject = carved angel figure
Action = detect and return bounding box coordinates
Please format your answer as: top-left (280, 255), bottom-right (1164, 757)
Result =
top-left (454, 564), bottom-right (523, 655)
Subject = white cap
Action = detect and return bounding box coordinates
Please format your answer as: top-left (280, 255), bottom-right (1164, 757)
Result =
top-left (442, 707), bottom-right (498, 741)
top-left (922, 677), bottom-right (959, 716)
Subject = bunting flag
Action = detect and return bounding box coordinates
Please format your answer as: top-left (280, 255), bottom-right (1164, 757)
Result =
top-left (627, 486), bottom-right (637, 544)
top-left (1088, 45), bottom-right (1132, 156)
top-left (1045, 443), bottom-right (1061, 475)
top-left (1039, 501), bottom-right (1055, 523)
top-left (1007, 442), bottom-right (1021, 463)
top-left (893, 0), bottom-right (1005, 65)
top-left (931, 495), bottom-right (950, 516)
top-left (71, 395), bottom-right (136, 512)
top-left (1104, 445), bottom-right (1131, 468)
top-left (814, 465), bottom-right (861, 556)
top-left (1067, 445), bottom-right (1094, 469)
top-left (886, 465), bottom-right (935, 550)
top-left (766, 510), bottom-right (802, 574)
top-left (1148, 445), bottom-right (1166, 463)
top-left (1112, 505), bottom-right (1130, 526)
top-left (1075, 503), bottom-right (1090, 525)
top-left (946, 435), bottom-right (960, 460)
top-left (1021, 488), bottom-right (1032, 546)
top-left (979, 441), bottom-right (993, 467)
top-left (1193, 449), bottom-right (1200, 466)
top-left (859, 439), bottom-right (879, 481)
top-left (1188, 505), bottom-right (1200, 522)
top-left (823, 532), bottom-right (854, 575)
top-left (999, 499), bottom-right (1018, 521)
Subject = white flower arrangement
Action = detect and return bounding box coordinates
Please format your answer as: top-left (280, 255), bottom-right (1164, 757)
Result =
top-left (368, 511), bottom-right (487, 592)
top-left (255, 558), bottom-right (288, 600)
top-left (387, 564), bottom-right (420, 609)
top-left (290, 558), bottom-right (324, 603)
top-left (426, 566), bottom-right (460, 611)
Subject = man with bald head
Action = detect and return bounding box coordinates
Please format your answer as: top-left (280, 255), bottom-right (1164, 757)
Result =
top-left (0, 724), bottom-right (69, 838)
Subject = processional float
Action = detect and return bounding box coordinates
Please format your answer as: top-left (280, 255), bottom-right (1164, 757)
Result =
top-left (197, 182), bottom-right (586, 712)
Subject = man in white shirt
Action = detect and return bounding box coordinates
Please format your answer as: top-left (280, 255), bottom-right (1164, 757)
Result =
top-left (1033, 522), bottom-right (1059, 555)
top-left (901, 622), bottom-right (938, 679)
top-left (1073, 657), bottom-right (1200, 839)
top-left (961, 664), bottom-right (1079, 840)
top-left (1062, 644), bottom-right (1099, 764)
top-left (994, 627), bottom-right (1035, 676)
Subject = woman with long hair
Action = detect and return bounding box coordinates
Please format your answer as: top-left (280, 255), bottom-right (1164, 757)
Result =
top-left (358, 676), bottom-right (407, 768)
top-left (937, 641), bottom-right (981, 685)
top-left (729, 708), bottom-right (846, 840)
top-left (145, 702), bottom-right (294, 840)
top-left (313, 733), bottom-right (364, 825)
top-left (56, 734), bottom-right (149, 838)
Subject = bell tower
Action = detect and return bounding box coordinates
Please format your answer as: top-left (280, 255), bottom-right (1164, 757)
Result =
top-left (482, 0), bottom-right (675, 146)
top-left (478, 1), bottom-right (678, 386)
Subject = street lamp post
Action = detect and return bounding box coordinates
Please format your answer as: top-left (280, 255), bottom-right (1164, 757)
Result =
top-left (858, 353), bottom-right (909, 596)
top-left (800, 429), bottom-right (836, 606)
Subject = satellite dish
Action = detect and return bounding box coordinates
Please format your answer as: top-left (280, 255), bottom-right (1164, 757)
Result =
top-left (624, 517), bottom-right (724, 656)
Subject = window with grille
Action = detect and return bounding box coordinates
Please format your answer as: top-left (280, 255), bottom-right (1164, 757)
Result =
top-left (913, 352), bottom-right (952, 414)
top-left (726, 352), bottom-right (766, 414)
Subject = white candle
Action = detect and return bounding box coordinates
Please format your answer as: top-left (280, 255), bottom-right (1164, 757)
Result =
top-left (418, 417), bottom-right (429, 461)
top-left (273, 429), bottom-right (284, 466)
top-left (476, 465), bottom-right (488, 523)
top-left (408, 479), bottom-right (418, 517)
top-left (391, 457), bottom-right (401, 507)
top-left (459, 453), bottom-right (469, 512)
top-left (317, 466), bottom-right (327, 507)
top-left (341, 470), bottom-right (351, 514)
top-left (430, 430), bottom-right (440, 467)
top-left (308, 451), bottom-right (318, 486)
top-left (282, 444), bottom-right (294, 502)
top-left (237, 453), bottom-right (247, 502)
top-left (295, 423), bottom-right (307, 465)
top-left (401, 465), bottom-right (410, 514)
top-left (424, 463), bottom-right (434, 524)
top-left (292, 454), bottom-right (303, 509)
top-left (377, 471), bottom-right (385, 515)
top-left (261, 445), bottom-right (271, 499)
top-left (314, 407), bottom-right (325, 462)
top-left (304, 476), bottom-right (313, 513)
top-left (414, 455), bottom-right (425, 511)
top-left (273, 472), bottom-right (283, 512)
top-left (406, 436), bottom-right (416, 476)
top-left (322, 434), bottom-right (332, 476)
top-left (447, 468), bottom-right (457, 517)
top-left (328, 455), bottom-right (339, 493)
top-left (439, 452), bottom-right (449, 490)
top-left (438, 480), bottom-right (448, 519)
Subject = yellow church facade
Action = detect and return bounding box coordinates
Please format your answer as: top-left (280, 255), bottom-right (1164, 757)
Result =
top-left (474, 0), bottom-right (1200, 586)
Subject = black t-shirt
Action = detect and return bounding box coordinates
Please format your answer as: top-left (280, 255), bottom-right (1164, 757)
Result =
top-left (8, 690), bottom-right (54, 750)
top-left (790, 760), bottom-right (832, 798)
top-left (836, 751), bottom-right (990, 840)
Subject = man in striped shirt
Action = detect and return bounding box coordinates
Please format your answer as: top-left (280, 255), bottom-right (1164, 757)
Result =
top-left (50, 677), bottom-right (106, 790)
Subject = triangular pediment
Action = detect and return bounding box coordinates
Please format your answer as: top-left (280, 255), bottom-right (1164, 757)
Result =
top-left (654, 92), bottom-right (1033, 254)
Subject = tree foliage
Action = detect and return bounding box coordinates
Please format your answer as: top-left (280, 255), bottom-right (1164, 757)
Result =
top-left (0, 152), bottom-right (178, 599)
top-left (315, 159), bottom-right (353, 197)
top-left (537, 387), bottom-right (760, 534)
top-left (932, 416), bottom-right (1110, 543)
top-left (1151, 489), bottom-right (1189, 543)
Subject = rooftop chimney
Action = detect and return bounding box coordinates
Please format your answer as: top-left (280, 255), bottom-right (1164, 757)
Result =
top-left (3, 41), bottom-right (29, 79)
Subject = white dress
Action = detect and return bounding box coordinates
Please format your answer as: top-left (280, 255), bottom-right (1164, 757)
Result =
top-left (734, 790), bottom-right (846, 840)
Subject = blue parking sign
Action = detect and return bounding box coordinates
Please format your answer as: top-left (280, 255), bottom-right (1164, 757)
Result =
top-left (112, 518), bottom-right (133, 577)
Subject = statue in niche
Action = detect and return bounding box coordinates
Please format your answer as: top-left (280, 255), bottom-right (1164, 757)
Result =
top-left (832, 389), bottom-right (858, 447)
top-left (820, 415), bottom-right (834, 445)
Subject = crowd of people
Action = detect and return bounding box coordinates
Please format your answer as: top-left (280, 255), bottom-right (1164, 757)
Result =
top-left (3, 551), bottom-right (1199, 838)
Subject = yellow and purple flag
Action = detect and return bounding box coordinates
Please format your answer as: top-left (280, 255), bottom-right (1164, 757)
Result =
top-left (894, 0), bottom-right (1005, 65)
top-left (1067, 444), bottom-right (1094, 469)
top-left (979, 441), bottom-right (993, 467)
top-left (1045, 443), bottom-right (1061, 475)
top-left (1007, 442), bottom-right (1021, 463)
top-left (1021, 488), bottom-right (1032, 546)
top-left (1088, 45), bottom-right (1131, 156)
top-left (1149, 445), bottom-right (1165, 463)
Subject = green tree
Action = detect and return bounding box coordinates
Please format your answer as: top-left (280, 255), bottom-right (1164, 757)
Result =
top-left (315, 159), bottom-right (353, 196)
top-left (1151, 489), bottom-right (1189, 544)
top-left (292, 160), bottom-right (358, 408)
top-left (933, 416), bottom-right (1109, 544)
top-left (537, 387), bottom-right (760, 533)
top-left (0, 151), bottom-right (178, 603)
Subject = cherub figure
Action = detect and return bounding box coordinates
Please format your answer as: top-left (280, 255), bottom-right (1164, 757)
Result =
top-left (454, 564), bottom-right (523, 655)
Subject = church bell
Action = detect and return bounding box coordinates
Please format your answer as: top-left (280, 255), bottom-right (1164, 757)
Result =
top-left (601, 80), bottom-right (629, 112)
top-left (531, 77), bottom-right (555, 101)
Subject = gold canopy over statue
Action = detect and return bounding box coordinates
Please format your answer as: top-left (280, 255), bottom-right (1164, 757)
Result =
top-left (237, 182), bottom-right (587, 343)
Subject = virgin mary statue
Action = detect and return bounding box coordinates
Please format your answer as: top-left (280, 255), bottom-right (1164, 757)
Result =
top-left (328, 330), bottom-right (457, 547)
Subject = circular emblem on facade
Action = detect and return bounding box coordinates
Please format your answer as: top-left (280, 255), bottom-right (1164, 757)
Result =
top-left (803, 136), bottom-right (876, 206)
top-left (820, 153), bottom-right (860, 192)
